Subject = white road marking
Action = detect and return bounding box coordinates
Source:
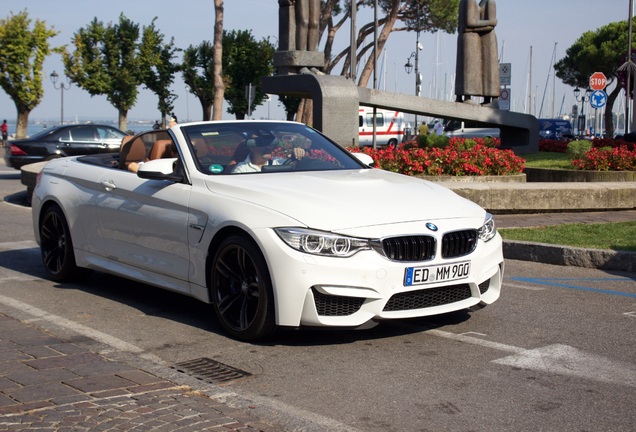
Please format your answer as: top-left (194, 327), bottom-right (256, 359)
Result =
top-left (0, 275), bottom-right (44, 283)
top-left (428, 329), bottom-right (636, 387)
top-left (493, 344), bottom-right (636, 388)
top-left (0, 294), bottom-right (164, 364)
top-left (505, 282), bottom-right (545, 291)
top-left (624, 311), bottom-right (636, 318)
top-left (427, 329), bottom-right (526, 354)
top-left (0, 240), bottom-right (38, 252)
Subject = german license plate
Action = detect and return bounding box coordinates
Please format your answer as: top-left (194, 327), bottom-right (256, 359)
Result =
top-left (404, 261), bottom-right (471, 286)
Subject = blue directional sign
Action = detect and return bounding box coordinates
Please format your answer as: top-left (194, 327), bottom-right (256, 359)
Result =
top-left (590, 90), bottom-right (607, 109)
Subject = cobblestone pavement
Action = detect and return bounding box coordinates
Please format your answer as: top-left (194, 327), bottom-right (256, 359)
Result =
top-left (0, 313), bottom-right (283, 432)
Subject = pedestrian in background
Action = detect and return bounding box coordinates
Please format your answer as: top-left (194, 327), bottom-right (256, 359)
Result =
top-left (1, 120), bottom-right (8, 148)
top-left (418, 120), bottom-right (429, 136)
top-left (433, 119), bottom-right (444, 135)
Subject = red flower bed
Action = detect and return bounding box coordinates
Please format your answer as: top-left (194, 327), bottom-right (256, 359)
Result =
top-left (571, 145), bottom-right (636, 171)
top-left (591, 137), bottom-right (634, 150)
top-left (349, 140), bottom-right (525, 176)
top-left (539, 139), bottom-right (569, 153)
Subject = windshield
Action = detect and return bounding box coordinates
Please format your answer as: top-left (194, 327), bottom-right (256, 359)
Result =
top-left (181, 121), bottom-right (366, 175)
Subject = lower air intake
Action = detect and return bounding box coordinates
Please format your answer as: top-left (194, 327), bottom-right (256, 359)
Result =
top-left (383, 284), bottom-right (472, 311)
top-left (312, 288), bottom-right (365, 316)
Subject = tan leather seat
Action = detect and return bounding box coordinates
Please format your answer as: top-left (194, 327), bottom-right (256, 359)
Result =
top-left (119, 136), bottom-right (147, 170)
top-left (119, 134), bottom-right (134, 150)
top-left (149, 139), bottom-right (177, 160)
top-left (191, 138), bottom-right (209, 158)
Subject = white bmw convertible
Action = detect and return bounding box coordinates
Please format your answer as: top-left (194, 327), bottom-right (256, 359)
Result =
top-left (32, 121), bottom-right (504, 341)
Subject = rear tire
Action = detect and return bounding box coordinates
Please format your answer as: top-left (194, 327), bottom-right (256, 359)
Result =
top-left (210, 235), bottom-right (276, 341)
top-left (39, 204), bottom-right (78, 282)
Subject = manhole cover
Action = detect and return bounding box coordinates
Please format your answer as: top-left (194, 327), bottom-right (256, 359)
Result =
top-left (172, 357), bottom-right (252, 384)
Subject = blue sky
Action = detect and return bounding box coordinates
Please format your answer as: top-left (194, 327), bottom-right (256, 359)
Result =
top-left (0, 0), bottom-right (629, 124)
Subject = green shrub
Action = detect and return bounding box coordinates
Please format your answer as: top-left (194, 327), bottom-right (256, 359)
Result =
top-left (566, 140), bottom-right (592, 160)
top-left (425, 134), bottom-right (449, 148)
top-left (417, 134), bottom-right (428, 148)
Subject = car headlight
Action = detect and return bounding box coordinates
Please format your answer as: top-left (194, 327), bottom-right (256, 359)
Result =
top-left (275, 228), bottom-right (370, 257)
top-left (478, 213), bottom-right (497, 242)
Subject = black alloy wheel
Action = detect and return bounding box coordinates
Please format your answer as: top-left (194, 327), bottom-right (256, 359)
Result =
top-left (40, 204), bottom-right (78, 281)
top-left (211, 235), bottom-right (275, 341)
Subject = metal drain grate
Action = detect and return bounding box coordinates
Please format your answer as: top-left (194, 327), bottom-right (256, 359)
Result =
top-left (172, 357), bottom-right (252, 384)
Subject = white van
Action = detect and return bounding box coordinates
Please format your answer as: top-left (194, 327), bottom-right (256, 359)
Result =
top-left (359, 107), bottom-right (405, 146)
top-left (443, 119), bottom-right (500, 139)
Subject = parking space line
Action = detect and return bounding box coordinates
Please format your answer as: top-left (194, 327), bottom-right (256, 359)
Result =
top-left (505, 282), bottom-right (545, 291)
top-left (427, 329), bottom-right (526, 354)
top-left (0, 240), bottom-right (38, 252)
top-left (0, 294), bottom-right (164, 364)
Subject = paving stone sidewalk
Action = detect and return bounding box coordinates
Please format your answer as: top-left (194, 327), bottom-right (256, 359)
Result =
top-left (0, 313), bottom-right (282, 432)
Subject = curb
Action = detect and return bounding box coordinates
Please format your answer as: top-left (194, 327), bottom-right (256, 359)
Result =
top-left (503, 240), bottom-right (636, 272)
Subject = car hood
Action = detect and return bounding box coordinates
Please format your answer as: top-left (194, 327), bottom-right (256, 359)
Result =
top-left (205, 169), bottom-right (485, 231)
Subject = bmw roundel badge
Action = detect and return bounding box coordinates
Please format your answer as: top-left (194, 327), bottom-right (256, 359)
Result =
top-left (425, 223), bottom-right (438, 232)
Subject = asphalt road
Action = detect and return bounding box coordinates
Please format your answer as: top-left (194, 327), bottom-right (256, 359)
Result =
top-left (1, 163), bottom-right (635, 432)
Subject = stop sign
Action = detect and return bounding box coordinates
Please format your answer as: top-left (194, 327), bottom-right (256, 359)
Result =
top-left (589, 72), bottom-right (607, 91)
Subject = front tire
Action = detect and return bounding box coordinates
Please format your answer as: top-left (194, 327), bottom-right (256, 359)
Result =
top-left (210, 235), bottom-right (276, 341)
top-left (39, 204), bottom-right (78, 281)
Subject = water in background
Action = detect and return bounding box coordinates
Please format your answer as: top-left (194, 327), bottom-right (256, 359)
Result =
top-left (4, 121), bottom-right (153, 138)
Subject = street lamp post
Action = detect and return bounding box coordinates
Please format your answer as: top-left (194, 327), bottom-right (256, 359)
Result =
top-left (405, 48), bottom-right (422, 134)
top-left (50, 71), bottom-right (71, 125)
top-left (573, 86), bottom-right (591, 137)
top-left (404, 5), bottom-right (422, 135)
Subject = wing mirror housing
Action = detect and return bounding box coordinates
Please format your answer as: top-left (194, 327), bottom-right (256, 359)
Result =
top-left (137, 158), bottom-right (183, 182)
top-left (352, 152), bottom-right (375, 167)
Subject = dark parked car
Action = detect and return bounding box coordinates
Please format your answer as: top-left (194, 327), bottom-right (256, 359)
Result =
top-left (4, 124), bottom-right (128, 170)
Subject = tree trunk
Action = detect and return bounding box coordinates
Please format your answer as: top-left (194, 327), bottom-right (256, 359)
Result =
top-left (202, 102), bottom-right (212, 121)
top-left (302, 99), bottom-right (313, 126)
top-left (15, 109), bottom-right (30, 139)
top-left (357, 1), bottom-right (400, 88)
top-left (118, 109), bottom-right (128, 132)
top-left (212, 0), bottom-right (225, 120)
top-left (605, 84), bottom-right (621, 138)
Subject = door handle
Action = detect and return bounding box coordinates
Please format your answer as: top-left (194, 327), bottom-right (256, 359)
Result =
top-left (100, 180), bottom-right (116, 191)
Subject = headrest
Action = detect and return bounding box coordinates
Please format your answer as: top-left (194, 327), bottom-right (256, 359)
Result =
top-left (246, 135), bottom-right (278, 148)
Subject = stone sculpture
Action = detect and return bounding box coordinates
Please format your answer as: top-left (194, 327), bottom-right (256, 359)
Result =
top-left (277, 0), bottom-right (323, 74)
top-left (455, 0), bottom-right (499, 106)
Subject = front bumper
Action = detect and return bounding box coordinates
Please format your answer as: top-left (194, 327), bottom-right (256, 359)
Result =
top-left (255, 226), bottom-right (504, 328)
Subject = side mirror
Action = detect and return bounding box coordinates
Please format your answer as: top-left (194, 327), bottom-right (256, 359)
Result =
top-left (352, 152), bottom-right (374, 167)
top-left (137, 158), bottom-right (183, 182)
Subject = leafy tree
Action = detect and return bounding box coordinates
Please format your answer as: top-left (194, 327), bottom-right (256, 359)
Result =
top-left (294, 0), bottom-right (459, 121)
top-left (222, 30), bottom-right (276, 119)
top-left (321, 0), bottom-right (459, 86)
top-left (140, 18), bottom-right (180, 127)
top-left (0, 11), bottom-right (59, 138)
top-left (279, 95), bottom-right (302, 121)
top-left (64, 14), bottom-right (143, 131)
top-left (554, 19), bottom-right (635, 137)
top-left (181, 41), bottom-right (216, 120)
